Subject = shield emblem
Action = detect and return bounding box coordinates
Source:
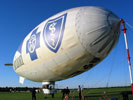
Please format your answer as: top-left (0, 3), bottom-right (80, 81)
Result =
top-left (43, 13), bottom-right (67, 53)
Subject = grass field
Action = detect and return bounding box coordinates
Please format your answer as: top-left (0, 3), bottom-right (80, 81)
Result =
top-left (0, 87), bottom-right (133, 100)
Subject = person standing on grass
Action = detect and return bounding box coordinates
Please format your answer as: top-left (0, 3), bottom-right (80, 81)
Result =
top-left (64, 87), bottom-right (70, 100)
top-left (62, 88), bottom-right (66, 100)
top-left (32, 88), bottom-right (36, 100)
top-left (66, 87), bottom-right (70, 96)
top-left (78, 85), bottom-right (81, 100)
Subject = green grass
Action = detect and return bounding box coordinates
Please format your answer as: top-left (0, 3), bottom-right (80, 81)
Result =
top-left (0, 87), bottom-right (133, 100)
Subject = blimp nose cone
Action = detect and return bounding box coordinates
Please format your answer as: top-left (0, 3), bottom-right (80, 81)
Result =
top-left (107, 12), bottom-right (120, 26)
top-left (75, 7), bottom-right (121, 58)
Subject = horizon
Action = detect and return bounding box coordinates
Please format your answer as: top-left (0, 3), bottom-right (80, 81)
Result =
top-left (0, 0), bottom-right (133, 89)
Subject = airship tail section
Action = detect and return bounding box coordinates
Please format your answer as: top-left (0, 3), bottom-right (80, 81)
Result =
top-left (19, 76), bottom-right (25, 85)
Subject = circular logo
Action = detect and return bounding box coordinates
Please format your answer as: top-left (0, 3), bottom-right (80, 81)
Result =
top-left (28, 34), bottom-right (36, 53)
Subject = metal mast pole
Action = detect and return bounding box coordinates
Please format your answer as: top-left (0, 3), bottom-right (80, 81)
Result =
top-left (121, 19), bottom-right (133, 94)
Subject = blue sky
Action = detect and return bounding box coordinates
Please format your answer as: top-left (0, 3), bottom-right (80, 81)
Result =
top-left (0, 0), bottom-right (133, 88)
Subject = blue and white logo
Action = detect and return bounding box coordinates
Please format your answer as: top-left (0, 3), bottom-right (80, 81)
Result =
top-left (26, 28), bottom-right (40, 61)
top-left (43, 13), bottom-right (67, 53)
top-left (28, 34), bottom-right (36, 53)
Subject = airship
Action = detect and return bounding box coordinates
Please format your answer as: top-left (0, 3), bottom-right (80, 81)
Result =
top-left (10, 6), bottom-right (121, 94)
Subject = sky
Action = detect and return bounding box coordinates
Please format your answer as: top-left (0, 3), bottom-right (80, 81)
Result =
top-left (0, 0), bottom-right (133, 88)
